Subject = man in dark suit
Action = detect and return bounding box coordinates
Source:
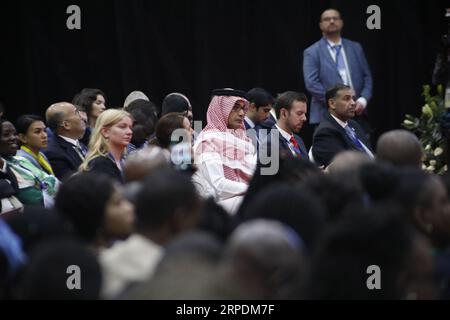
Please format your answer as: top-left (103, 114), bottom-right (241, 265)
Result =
top-left (244, 88), bottom-right (274, 148)
top-left (312, 84), bottom-right (373, 168)
top-left (244, 88), bottom-right (274, 130)
top-left (43, 102), bottom-right (87, 181)
top-left (260, 91), bottom-right (309, 167)
top-left (303, 8), bottom-right (372, 129)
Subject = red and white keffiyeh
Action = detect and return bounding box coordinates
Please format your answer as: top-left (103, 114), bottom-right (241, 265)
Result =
top-left (194, 95), bottom-right (256, 183)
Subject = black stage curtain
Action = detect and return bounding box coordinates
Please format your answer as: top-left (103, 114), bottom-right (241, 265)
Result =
top-left (0, 0), bottom-right (447, 146)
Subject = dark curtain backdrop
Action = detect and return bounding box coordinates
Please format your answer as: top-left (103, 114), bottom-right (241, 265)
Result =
top-left (0, 0), bottom-right (447, 146)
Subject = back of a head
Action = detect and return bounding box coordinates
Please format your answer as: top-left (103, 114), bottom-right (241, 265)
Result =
top-left (124, 91), bottom-right (149, 109)
top-left (55, 173), bottom-right (115, 243)
top-left (221, 219), bottom-right (306, 299)
top-left (241, 183), bottom-right (326, 252)
top-left (240, 157), bottom-right (323, 217)
top-left (359, 161), bottom-right (401, 204)
top-left (161, 93), bottom-right (191, 116)
top-left (300, 173), bottom-right (364, 222)
top-left (155, 113), bottom-right (186, 149)
top-left (6, 206), bottom-right (67, 254)
top-left (376, 130), bottom-right (423, 168)
top-left (135, 169), bottom-right (201, 232)
top-left (307, 205), bottom-right (418, 299)
top-left (126, 99), bottom-right (158, 119)
top-left (327, 150), bottom-right (373, 175)
top-left (20, 240), bottom-right (101, 300)
top-left (123, 145), bottom-right (170, 183)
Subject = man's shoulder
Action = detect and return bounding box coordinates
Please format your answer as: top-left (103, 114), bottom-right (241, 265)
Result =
top-left (304, 39), bottom-right (323, 53)
top-left (342, 38), bottom-right (362, 49)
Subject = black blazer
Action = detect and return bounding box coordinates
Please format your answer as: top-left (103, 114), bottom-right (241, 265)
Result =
top-left (43, 135), bottom-right (87, 181)
top-left (260, 125), bottom-right (309, 161)
top-left (312, 112), bottom-right (372, 167)
top-left (88, 156), bottom-right (124, 184)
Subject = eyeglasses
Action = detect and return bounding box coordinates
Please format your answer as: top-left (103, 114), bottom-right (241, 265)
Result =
top-left (321, 16), bottom-right (341, 22)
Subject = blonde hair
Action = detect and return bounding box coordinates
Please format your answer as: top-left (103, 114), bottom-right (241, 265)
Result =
top-left (79, 109), bottom-right (131, 172)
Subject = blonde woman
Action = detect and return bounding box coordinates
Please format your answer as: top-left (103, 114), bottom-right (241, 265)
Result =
top-left (79, 109), bottom-right (132, 183)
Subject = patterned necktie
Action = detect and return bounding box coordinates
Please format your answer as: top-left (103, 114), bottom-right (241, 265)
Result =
top-left (289, 136), bottom-right (302, 157)
top-left (73, 143), bottom-right (86, 161)
top-left (333, 45), bottom-right (348, 85)
top-left (344, 125), bottom-right (365, 152)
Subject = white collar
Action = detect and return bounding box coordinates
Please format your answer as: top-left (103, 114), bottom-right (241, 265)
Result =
top-left (275, 124), bottom-right (293, 142)
top-left (59, 135), bottom-right (80, 147)
top-left (326, 38), bottom-right (343, 47)
top-left (330, 114), bottom-right (348, 129)
top-left (244, 116), bottom-right (255, 129)
top-left (270, 109), bottom-right (277, 120)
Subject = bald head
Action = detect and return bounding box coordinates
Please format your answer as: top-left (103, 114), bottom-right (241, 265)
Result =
top-left (327, 150), bottom-right (373, 174)
top-left (376, 130), bottom-right (423, 168)
top-left (46, 102), bottom-right (85, 139)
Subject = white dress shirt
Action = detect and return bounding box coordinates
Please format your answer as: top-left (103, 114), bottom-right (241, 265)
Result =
top-left (326, 39), bottom-right (367, 108)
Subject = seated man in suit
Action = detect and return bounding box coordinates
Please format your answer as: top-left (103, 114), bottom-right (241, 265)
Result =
top-left (43, 102), bottom-right (87, 181)
top-left (260, 91), bottom-right (309, 166)
top-left (244, 88), bottom-right (274, 148)
top-left (244, 88), bottom-right (274, 130)
top-left (312, 84), bottom-right (373, 168)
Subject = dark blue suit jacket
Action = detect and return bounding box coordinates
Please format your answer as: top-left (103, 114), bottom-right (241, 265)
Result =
top-left (260, 125), bottom-right (308, 161)
top-left (43, 135), bottom-right (87, 181)
top-left (259, 113), bottom-right (277, 130)
top-left (303, 37), bottom-right (373, 124)
top-left (312, 112), bottom-right (372, 167)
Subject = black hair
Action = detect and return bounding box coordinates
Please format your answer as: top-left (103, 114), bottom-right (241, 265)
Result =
top-left (127, 99), bottom-right (159, 147)
top-left (135, 169), bottom-right (200, 231)
top-left (273, 91), bottom-right (308, 119)
top-left (161, 93), bottom-right (191, 116)
top-left (240, 183), bottom-right (326, 253)
top-left (306, 204), bottom-right (416, 299)
top-left (238, 157), bottom-right (322, 218)
top-left (20, 239), bottom-right (101, 300)
top-left (72, 88), bottom-right (106, 119)
top-left (155, 113), bottom-right (186, 149)
top-left (14, 115), bottom-right (44, 135)
top-left (325, 84), bottom-right (351, 108)
top-left (247, 88), bottom-right (274, 108)
top-left (55, 172), bottom-right (115, 243)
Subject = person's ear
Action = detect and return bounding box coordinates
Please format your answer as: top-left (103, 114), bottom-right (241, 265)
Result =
top-left (61, 120), bottom-right (70, 130)
top-left (101, 127), bottom-right (110, 140)
top-left (280, 108), bottom-right (288, 119)
top-left (413, 207), bottom-right (433, 234)
top-left (329, 99), bottom-right (336, 110)
top-left (18, 133), bottom-right (27, 144)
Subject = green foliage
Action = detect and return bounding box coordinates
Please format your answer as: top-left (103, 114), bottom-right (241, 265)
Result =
top-left (402, 85), bottom-right (447, 174)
